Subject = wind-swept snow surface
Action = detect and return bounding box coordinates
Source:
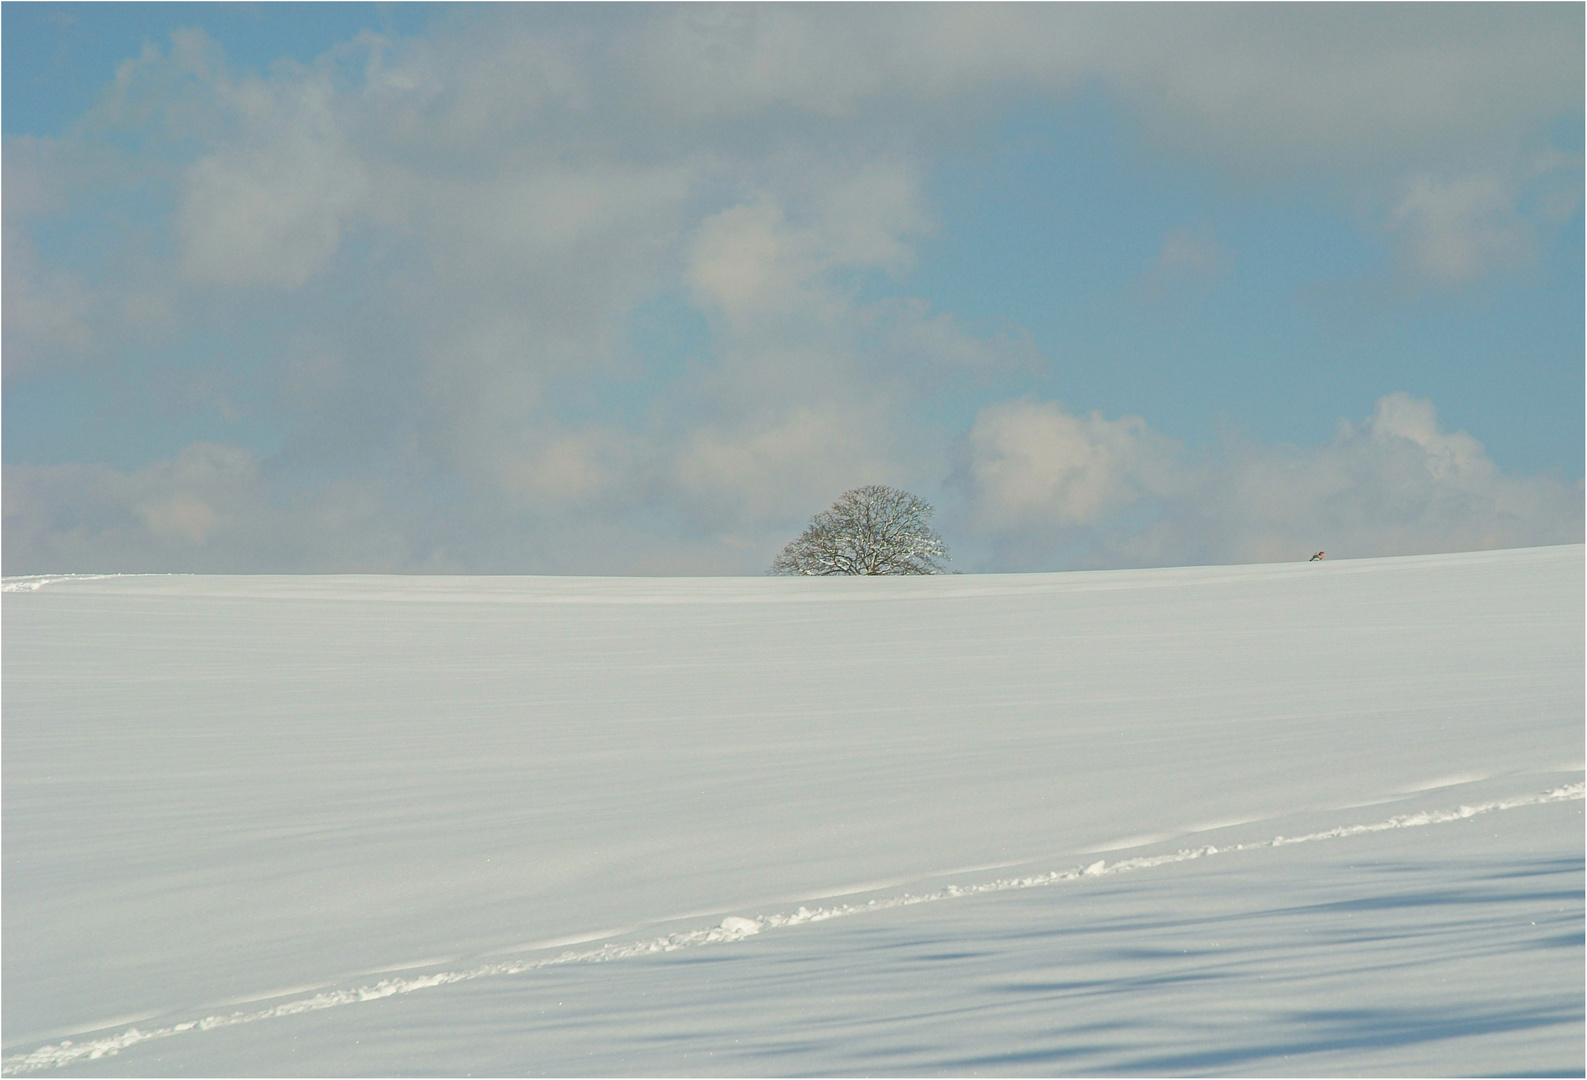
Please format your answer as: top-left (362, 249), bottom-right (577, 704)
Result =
top-left (4, 546), bottom-right (1582, 1076)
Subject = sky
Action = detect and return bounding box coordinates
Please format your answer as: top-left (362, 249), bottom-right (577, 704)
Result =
top-left (3, 3), bottom-right (1583, 575)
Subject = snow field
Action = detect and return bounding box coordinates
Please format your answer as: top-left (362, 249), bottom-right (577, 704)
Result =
top-left (3, 545), bottom-right (1582, 1074)
top-left (33, 795), bottom-right (1583, 1078)
top-left (9, 782), bottom-right (1583, 1075)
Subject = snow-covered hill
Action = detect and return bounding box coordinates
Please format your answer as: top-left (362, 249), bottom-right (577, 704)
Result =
top-left (4, 546), bottom-right (1582, 1076)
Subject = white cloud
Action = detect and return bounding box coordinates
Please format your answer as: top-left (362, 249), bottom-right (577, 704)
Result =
top-left (960, 393), bottom-right (1583, 570)
top-left (685, 161), bottom-right (927, 331)
top-left (685, 198), bottom-right (806, 324)
top-left (135, 494), bottom-right (220, 544)
top-left (1069, 6), bottom-right (1581, 178)
top-left (494, 428), bottom-right (637, 506)
top-left (5, 444), bottom-right (255, 571)
top-left (3, 10), bottom-right (1579, 575)
top-left (1151, 226), bottom-right (1227, 280)
top-left (2, 229), bottom-right (93, 376)
top-left (175, 66), bottom-right (368, 288)
top-left (2, 443), bottom-right (416, 574)
top-left (1386, 172), bottom-right (1532, 284)
top-left (1135, 225), bottom-right (1230, 298)
top-left (604, 6), bottom-right (1579, 174)
top-left (872, 299), bottom-right (1041, 376)
top-left (674, 404), bottom-right (896, 528)
top-left (616, 6), bottom-right (897, 120)
top-left (962, 400), bottom-right (1185, 530)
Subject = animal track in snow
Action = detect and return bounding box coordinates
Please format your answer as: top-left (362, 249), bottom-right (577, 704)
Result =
top-left (4, 781), bottom-right (1582, 1075)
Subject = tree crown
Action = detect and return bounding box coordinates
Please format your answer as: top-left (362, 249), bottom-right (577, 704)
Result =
top-left (769, 485), bottom-right (949, 576)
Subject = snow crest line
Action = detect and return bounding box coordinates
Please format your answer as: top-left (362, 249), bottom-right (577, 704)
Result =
top-left (6, 781), bottom-right (1581, 1075)
top-left (0, 575), bottom-right (129, 594)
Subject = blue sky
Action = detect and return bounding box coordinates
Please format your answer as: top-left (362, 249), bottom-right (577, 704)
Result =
top-left (4, 4), bottom-right (1582, 574)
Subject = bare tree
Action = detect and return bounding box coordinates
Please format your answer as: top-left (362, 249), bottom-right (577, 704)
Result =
top-left (769, 485), bottom-right (950, 575)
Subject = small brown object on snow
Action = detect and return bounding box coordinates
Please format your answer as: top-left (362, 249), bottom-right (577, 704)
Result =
top-left (1309, 551), bottom-right (1325, 561)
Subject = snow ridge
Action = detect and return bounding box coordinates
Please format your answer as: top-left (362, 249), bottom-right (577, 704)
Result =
top-left (5, 781), bottom-right (1580, 1075)
top-left (0, 575), bottom-right (131, 594)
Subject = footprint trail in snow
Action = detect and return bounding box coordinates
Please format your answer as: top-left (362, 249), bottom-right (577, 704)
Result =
top-left (5, 780), bottom-right (1580, 1075)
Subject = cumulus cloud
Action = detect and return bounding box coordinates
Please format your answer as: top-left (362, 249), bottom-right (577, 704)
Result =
top-left (1135, 225), bottom-right (1230, 298)
top-left (686, 162), bottom-right (927, 330)
top-left (686, 198), bottom-right (811, 324)
top-left (6, 444), bottom-right (258, 571)
top-left (177, 121), bottom-right (367, 289)
top-left (2, 443), bottom-right (415, 573)
top-left (962, 400), bottom-right (1185, 531)
top-left (2, 230), bottom-right (93, 376)
top-left (3, 8), bottom-right (1580, 575)
top-left (872, 299), bottom-right (1041, 376)
top-left (101, 31), bottom-right (373, 290)
top-left (1063, 6), bottom-right (1581, 179)
top-left (493, 428), bottom-right (637, 507)
top-left (1386, 172), bottom-right (1532, 284)
top-left (601, 5), bottom-right (1579, 171)
top-left (958, 393), bottom-right (1583, 570)
top-left (675, 403), bottom-right (897, 528)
